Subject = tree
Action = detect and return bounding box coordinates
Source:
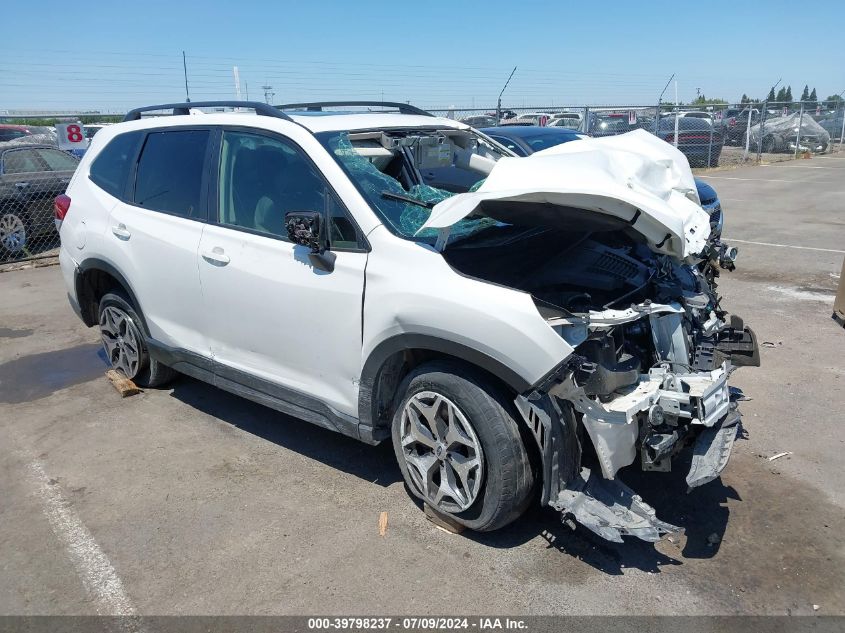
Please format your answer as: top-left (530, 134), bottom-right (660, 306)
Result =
top-left (691, 95), bottom-right (727, 106)
top-left (784, 85), bottom-right (793, 103)
top-left (775, 87), bottom-right (787, 103)
top-left (766, 87), bottom-right (776, 102)
top-left (809, 87), bottom-right (818, 109)
top-left (800, 85), bottom-right (810, 102)
top-left (825, 94), bottom-right (844, 110)
top-left (740, 93), bottom-right (750, 104)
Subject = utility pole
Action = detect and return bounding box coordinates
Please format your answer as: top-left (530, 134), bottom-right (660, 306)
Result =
top-left (262, 85), bottom-right (275, 105)
top-left (654, 73), bottom-right (674, 133)
top-left (182, 51), bottom-right (191, 103)
top-left (497, 66), bottom-right (517, 123)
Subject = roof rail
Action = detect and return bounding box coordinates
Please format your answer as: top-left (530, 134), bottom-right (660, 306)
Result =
top-left (123, 101), bottom-right (294, 122)
top-left (275, 101), bottom-right (433, 117)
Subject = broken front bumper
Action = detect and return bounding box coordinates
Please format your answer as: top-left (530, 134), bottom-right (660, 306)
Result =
top-left (517, 361), bottom-right (747, 543)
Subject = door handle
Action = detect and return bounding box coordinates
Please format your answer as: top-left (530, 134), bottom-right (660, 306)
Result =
top-left (202, 247), bottom-right (230, 266)
top-left (15, 182), bottom-right (30, 189)
top-left (111, 224), bottom-right (131, 240)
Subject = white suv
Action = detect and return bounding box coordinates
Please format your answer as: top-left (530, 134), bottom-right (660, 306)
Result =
top-left (57, 101), bottom-right (758, 542)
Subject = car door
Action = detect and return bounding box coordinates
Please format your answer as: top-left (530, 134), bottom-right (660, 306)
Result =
top-left (198, 127), bottom-right (368, 419)
top-left (104, 127), bottom-right (211, 357)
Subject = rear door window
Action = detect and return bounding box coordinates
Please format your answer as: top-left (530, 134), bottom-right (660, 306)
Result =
top-left (89, 130), bottom-right (144, 199)
top-left (35, 148), bottom-right (79, 172)
top-left (134, 129), bottom-right (209, 218)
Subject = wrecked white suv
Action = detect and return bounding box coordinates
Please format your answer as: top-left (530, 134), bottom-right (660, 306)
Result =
top-left (57, 101), bottom-right (758, 542)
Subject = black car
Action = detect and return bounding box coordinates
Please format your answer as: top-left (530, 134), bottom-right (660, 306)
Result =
top-left (718, 108), bottom-right (761, 145)
top-left (480, 125), bottom-right (584, 156)
top-left (0, 143), bottom-right (79, 259)
top-left (653, 117), bottom-right (723, 167)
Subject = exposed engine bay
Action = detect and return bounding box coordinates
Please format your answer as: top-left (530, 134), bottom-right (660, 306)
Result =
top-left (320, 125), bottom-right (760, 543)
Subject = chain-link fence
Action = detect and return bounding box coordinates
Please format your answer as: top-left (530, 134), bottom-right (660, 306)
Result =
top-left (2, 100), bottom-right (843, 265)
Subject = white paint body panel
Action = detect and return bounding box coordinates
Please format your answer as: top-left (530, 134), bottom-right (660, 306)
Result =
top-left (197, 225), bottom-right (367, 417)
top-left (362, 225), bottom-right (573, 388)
top-left (420, 129), bottom-right (711, 260)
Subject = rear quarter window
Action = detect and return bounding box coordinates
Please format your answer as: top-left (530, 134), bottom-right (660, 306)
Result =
top-left (89, 130), bottom-right (144, 199)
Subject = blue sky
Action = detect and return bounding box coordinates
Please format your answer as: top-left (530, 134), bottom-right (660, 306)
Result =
top-left (2, 0), bottom-right (843, 112)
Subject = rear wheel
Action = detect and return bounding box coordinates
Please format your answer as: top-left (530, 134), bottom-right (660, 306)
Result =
top-left (97, 291), bottom-right (175, 388)
top-left (391, 361), bottom-right (535, 532)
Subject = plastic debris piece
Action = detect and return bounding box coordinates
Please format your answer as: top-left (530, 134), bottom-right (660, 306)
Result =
top-left (768, 451), bottom-right (792, 462)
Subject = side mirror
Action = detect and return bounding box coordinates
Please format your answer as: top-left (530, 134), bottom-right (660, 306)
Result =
top-left (285, 211), bottom-right (324, 253)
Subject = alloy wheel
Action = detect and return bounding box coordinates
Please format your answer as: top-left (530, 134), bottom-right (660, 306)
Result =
top-left (99, 306), bottom-right (143, 378)
top-left (399, 391), bottom-right (484, 513)
top-left (0, 212), bottom-right (27, 254)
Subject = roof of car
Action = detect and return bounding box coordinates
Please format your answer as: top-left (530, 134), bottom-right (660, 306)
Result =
top-left (0, 142), bottom-right (64, 152)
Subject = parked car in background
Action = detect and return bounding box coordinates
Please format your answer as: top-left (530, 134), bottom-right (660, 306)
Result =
top-left (653, 117), bottom-right (723, 167)
top-left (585, 113), bottom-right (640, 137)
top-left (663, 111), bottom-right (714, 125)
top-left (548, 113), bottom-right (582, 129)
top-left (718, 107), bottom-right (761, 145)
top-left (817, 111), bottom-right (844, 142)
top-left (0, 125), bottom-right (33, 143)
top-left (459, 115), bottom-right (498, 128)
top-left (0, 142), bottom-right (79, 258)
top-left (746, 113), bottom-right (830, 153)
top-left (479, 125), bottom-right (586, 156)
top-left (513, 112), bottom-right (554, 126)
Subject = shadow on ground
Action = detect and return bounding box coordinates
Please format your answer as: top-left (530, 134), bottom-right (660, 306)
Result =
top-left (169, 375), bottom-right (402, 488)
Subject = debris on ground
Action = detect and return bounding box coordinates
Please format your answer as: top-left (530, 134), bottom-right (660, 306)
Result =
top-left (707, 532), bottom-right (721, 546)
top-left (378, 511), bottom-right (388, 537)
top-left (768, 451), bottom-right (792, 462)
top-left (105, 370), bottom-right (142, 398)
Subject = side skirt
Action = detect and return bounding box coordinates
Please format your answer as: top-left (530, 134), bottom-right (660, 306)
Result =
top-left (146, 339), bottom-right (372, 444)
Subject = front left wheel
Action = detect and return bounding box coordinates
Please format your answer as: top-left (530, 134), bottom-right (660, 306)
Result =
top-left (97, 291), bottom-right (175, 388)
top-left (391, 361), bottom-right (535, 532)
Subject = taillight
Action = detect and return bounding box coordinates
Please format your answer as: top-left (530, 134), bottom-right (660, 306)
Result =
top-left (728, 117), bottom-right (736, 126)
top-left (54, 194), bottom-right (71, 231)
top-left (664, 134), bottom-right (674, 143)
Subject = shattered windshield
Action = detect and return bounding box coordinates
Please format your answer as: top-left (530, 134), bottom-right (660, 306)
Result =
top-left (316, 130), bottom-right (507, 245)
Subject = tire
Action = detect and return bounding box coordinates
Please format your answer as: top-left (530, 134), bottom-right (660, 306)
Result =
top-left (709, 151), bottom-right (721, 168)
top-left (0, 206), bottom-right (29, 260)
top-left (762, 135), bottom-right (777, 153)
top-left (391, 360), bottom-right (535, 532)
top-left (97, 291), bottom-right (175, 388)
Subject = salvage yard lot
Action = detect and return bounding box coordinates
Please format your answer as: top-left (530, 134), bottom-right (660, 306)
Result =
top-left (1, 157), bottom-right (844, 616)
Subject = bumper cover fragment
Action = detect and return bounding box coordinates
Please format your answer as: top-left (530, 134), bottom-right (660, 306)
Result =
top-left (552, 467), bottom-right (681, 543)
top-left (686, 407), bottom-right (741, 490)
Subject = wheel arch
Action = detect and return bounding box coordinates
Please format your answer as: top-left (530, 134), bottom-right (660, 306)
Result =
top-left (358, 334), bottom-right (534, 441)
top-left (75, 258), bottom-right (147, 332)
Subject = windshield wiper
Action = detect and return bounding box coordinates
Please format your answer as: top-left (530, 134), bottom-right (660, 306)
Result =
top-left (380, 190), bottom-right (436, 209)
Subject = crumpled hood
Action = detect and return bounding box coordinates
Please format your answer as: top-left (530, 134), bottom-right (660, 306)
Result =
top-left (419, 129), bottom-right (712, 260)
